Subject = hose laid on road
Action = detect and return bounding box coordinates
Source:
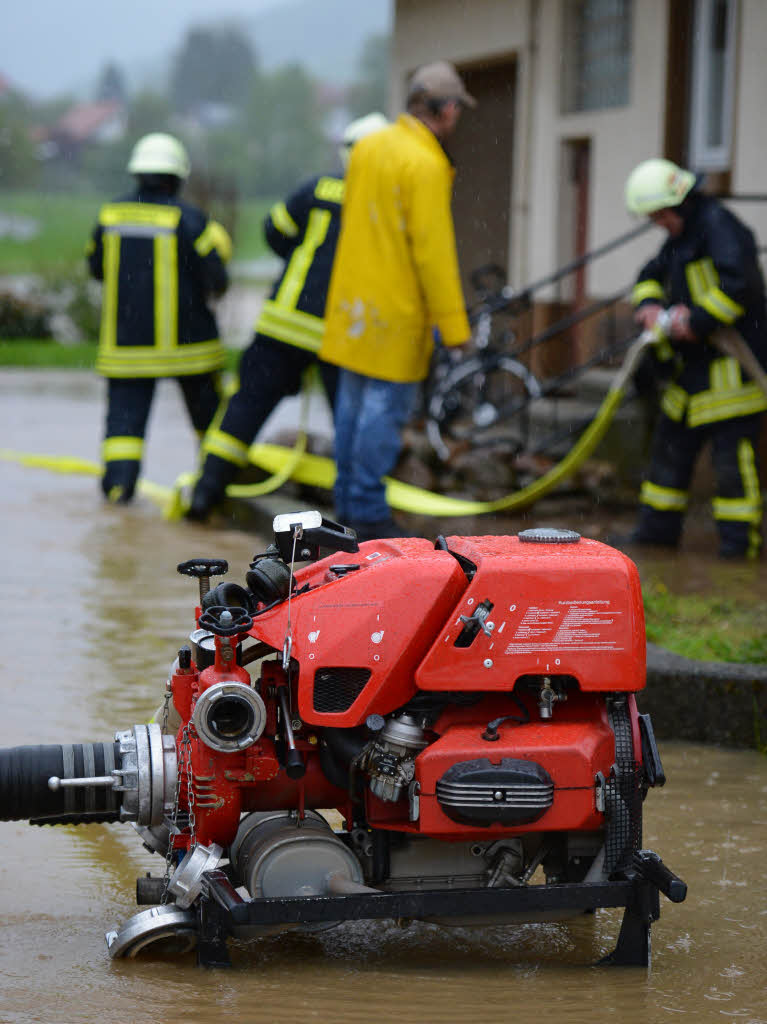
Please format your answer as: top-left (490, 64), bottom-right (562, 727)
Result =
top-left (0, 329), bottom-right (659, 520)
top-left (236, 329), bottom-right (657, 517)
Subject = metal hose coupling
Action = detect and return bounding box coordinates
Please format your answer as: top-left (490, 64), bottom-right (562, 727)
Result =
top-left (0, 723), bottom-right (177, 828)
top-left (191, 681), bottom-right (267, 753)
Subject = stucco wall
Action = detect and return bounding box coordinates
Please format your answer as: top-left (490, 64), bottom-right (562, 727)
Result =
top-left (392, 0), bottom-right (529, 106)
top-left (528, 0), bottom-right (669, 297)
top-left (729, 0), bottom-right (767, 257)
top-left (393, 0), bottom-right (671, 296)
top-left (393, 0), bottom-right (764, 297)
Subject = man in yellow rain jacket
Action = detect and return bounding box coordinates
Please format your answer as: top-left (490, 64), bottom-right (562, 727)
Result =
top-left (320, 61), bottom-right (474, 541)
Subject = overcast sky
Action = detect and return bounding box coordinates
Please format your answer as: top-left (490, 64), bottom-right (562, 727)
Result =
top-left (1, 0), bottom-right (294, 98)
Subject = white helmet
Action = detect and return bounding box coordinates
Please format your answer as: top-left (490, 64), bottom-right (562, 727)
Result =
top-left (127, 133), bottom-right (191, 180)
top-left (625, 158), bottom-right (696, 216)
top-left (339, 112), bottom-right (389, 169)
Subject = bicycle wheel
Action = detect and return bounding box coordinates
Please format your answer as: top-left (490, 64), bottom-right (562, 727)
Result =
top-left (426, 354), bottom-right (542, 462)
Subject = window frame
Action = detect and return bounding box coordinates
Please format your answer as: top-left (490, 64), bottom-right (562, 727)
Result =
top-left (560, 0), bottom-right (633, 115)
top-left (688, 0), bottom-right (738, 171)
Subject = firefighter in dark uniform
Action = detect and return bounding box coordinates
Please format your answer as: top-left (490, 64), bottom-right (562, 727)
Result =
top-left (87, 132), bottom-right (231, 502)
top-left (624, 158), bottom-right (767, 559)
top-left (186, 112), bottom-right (389, 521)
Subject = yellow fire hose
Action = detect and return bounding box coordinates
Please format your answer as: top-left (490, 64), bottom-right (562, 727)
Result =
top-left (0, 326), bottom-right (675, 520)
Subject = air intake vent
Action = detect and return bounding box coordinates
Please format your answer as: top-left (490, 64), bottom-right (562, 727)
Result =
top-left (436, 758), bottom-right (554, 826)
top-left (313, 667), bottom-right (372, 713)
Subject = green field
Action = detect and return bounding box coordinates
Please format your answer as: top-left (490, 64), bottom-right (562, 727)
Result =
top-left (0, 191), bottom-right (275, 275)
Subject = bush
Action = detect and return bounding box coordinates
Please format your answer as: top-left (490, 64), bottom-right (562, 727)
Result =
top-left (0, 291), bottom-right (52, 338)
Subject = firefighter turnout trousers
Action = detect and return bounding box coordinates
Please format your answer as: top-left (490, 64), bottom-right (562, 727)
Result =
top-left (637, 411), bottom-right (763, 558)
top-left (191, 335), bottom-right (338, 509)
top-left (102, 374), bottom-right (220, 502)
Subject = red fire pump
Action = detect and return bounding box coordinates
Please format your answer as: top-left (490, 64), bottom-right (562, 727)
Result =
top-left (0, 513), bottom-right (686, 966)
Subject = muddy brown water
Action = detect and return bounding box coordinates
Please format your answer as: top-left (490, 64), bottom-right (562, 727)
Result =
top-left (1, 370), bottom-right (766, 1023)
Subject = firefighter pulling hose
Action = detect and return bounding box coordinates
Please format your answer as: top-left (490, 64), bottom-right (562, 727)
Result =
top-left (0, 511), bottom-right (686, 967)
top-left (620, 158), bottom-right (767, 560)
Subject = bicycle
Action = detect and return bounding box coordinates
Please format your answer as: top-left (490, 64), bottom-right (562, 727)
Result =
top-left (425, 264), bottom-right (542, 462)
top-left (425, 264), bottom-right (637, 469)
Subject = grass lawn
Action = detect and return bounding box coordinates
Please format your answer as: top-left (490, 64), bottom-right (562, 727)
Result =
top-left (0, 191), bottom-right (276, 275)
top-left (642, 577), bottom-right (767, 663)
top-left (0, 339), bottom-right (240, 373)
top-left (0, 339), bottom-right (97, 368)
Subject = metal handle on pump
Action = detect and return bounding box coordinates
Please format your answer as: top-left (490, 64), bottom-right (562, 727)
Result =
top-left (276, 685), bottom-right (305, 779)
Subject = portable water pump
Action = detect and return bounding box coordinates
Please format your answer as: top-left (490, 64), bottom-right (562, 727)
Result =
top-left (0, 512), bottom-right (686, 966)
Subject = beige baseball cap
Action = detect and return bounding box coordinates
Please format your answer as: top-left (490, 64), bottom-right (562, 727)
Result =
top-left (407, 60), bottom-right (477, 108)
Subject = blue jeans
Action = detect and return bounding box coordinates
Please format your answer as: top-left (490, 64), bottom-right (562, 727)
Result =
top-left (333, 369), bottom-right (418, 524)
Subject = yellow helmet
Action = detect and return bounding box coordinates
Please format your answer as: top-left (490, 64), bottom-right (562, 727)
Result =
top-left (339, 112), bottom-right (389, 169)
top-left (127, 133), bottom-right (191, 179)
top-left (625, 158), bottom-right (696, 216)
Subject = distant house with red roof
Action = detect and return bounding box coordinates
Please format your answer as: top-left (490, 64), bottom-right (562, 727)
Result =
top-left (46, 99), bottom-right (126, 161)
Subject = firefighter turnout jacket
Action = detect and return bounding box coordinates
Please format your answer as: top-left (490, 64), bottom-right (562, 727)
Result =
top-left (631, 190), bottom-right (767, 556)
top-left (257, 174), bottom-right (345, 353)
top-left (632, 191), bottom-right (767, 427)
top-left (87, 187), bottom-right (231, 378)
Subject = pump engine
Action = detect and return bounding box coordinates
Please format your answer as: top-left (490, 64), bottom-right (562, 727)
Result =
top-left (0, 513), bottom-right (685, 966)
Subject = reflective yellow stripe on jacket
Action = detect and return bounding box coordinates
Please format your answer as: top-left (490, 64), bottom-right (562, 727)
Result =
top-left (256, 204), bottom-right (333, 352)
top-left (194, 220), bottom-right (232, 262)
top-left (631, 279), bottom-right (665, 306)
top-left (685, 258), bottom-right (745, 325)
top-left (95, 339), bottom-right (225, 378)
top-left (654, 256), bottom-right (767, 425)
top-left (256, 301), bottom-right (325, 352)
top-left (96, 202), bottom-right (223, 378)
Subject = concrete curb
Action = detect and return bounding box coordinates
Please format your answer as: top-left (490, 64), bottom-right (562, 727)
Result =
top-left (639, 642), bottom-right (767, 749)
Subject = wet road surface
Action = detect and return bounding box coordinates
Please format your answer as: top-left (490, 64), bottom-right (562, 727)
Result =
top-left (1, 370), bottom-right (766, 1023)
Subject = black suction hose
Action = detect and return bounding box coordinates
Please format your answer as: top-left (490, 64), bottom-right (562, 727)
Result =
top-left (0, 742), bottom-right (122, 825)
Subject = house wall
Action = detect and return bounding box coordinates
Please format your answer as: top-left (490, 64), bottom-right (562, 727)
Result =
top-left (392, 0), bottom-right (531, 292)
top-left (729, 0), bottom-right (767, 253)
top-left (393, 0), bottom-right (765, 307)
top-left (391, 0), bottom-right (528, 99)
top-left (393, 0), bottom-right (673, 298)
top-left (530, 0), bottom-right (670, 298)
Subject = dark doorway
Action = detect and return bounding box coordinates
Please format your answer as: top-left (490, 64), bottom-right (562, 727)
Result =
top-left (448, 59), bottom-right (516, 302)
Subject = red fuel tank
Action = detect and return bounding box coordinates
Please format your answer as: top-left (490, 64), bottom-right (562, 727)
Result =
top-left (416, 533), bottom-right (645, 693)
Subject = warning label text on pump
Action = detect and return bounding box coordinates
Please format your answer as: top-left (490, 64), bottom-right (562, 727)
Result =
top-left (504, 600), bottom-right (623, 654)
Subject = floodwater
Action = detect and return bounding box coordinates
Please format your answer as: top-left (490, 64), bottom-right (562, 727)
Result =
top-left (1, 369), bottom-right (767, 1024)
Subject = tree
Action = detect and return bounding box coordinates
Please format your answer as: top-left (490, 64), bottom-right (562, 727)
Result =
top-left (346, 33), bottom-right (390, 119)
top-left (127, 89), bottom-right (173, 139)
top-left (0, 94), bottom-right (39, 189)
top-left (170, 25), bottom-right (258, 114)
top-left (96, 63), bottom-right (126, 104)
top-left (243, 64), bottom-right (333, 196)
